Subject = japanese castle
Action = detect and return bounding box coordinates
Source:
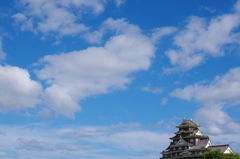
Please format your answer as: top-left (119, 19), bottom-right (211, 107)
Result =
top-left (160, 119), bottom-right (233, 159)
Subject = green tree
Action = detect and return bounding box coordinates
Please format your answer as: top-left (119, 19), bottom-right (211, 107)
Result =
top-left (202, 149), bottom-right (240, 159)
top-left (224, 153), bottom-right (240, 159)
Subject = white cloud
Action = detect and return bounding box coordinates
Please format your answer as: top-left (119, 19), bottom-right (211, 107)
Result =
top-left (160, 98), bottom-right (168, 105)
top-left (17, 138), bottom-right (56, 151)
top-left (61, 124), bottom-right (170, 156)
top-left (0, 65), bottom-right (42, 112)
top-left (156, 120), bottom-right (164, 126)
top-left (199, 6), bottom-right (216, 13)
top-left (92, 131), bottom-right (170, 153)
top-left (16, 138), bottom-right (92, 151)
top-left (142, 84), bottom-right (163, 94)
top-left (171, 67), bottom-right (240, 104)
top-left (36, 18), bottom-right (155, 117)
top-left (42, 85), bottom-right (81, 118)
top-left (83, 17), bottom-right (147, 44)
top-left (0, 38), bottom-right (6, 60)
top-left (83, 29), bottom-right (105, 44)
top-left (0, 123), bottom-right (170, 159)
top-left (151, 27), bottom-right (177, 44)
top-left (51, 40), bottom-right (61, 46)
top-left (111, 122), bottom-right (141, 129)
top-left (165, 1), bottom-right (240, 71)
top-left (12, 13), bottom-right (36, 33)
top-left (12, 0), bottom-right (107, 36)
top-left (171, 67), bottom-right (240, 134)
top-left (63, 122), bottom-right (141, 138)
top-left (210, 133), bottom-right (240, 152)
top-left (115, 0), bottom-right (126, 7)
top-left (63, 126), bottom-right (110, 138)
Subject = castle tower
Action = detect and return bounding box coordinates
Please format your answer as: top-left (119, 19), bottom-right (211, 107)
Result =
top-left (160, 119), bottom-right (233, 159)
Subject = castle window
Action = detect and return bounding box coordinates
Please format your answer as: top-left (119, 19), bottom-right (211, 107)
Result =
top-left (190, 139), bottom-right (194, 142)
top-left (179, 147), bottom-right (182, 150)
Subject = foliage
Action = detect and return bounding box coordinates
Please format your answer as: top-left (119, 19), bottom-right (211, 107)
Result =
top-left (202, 149), bottom-right (240, 159)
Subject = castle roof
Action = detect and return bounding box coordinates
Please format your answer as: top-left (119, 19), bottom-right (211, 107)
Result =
top-left (176, 119), bottom-right (200, 128)
top-left (160, 119), bottom-right (234, 159)
top-left (208, 144), bottom-right (234, 154)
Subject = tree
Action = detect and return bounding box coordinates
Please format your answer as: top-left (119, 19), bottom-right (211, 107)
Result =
top-left (202, 149), bottom-right (240, 159)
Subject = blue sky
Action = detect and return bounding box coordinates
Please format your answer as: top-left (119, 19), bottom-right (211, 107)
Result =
top-left (0, 0), bottom-right (240, 158)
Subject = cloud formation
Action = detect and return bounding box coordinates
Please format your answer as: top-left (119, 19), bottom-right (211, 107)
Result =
top-left (0, 123), bottom-right (170, 159)
top-left (17, 138), bottom-right (92, 151)
top-left (151, 27), bottom-right (177, 44)
top-left (12, 0), bottom-right (106, 35)
top-left (171, 67), bottom-right (240, 134)
top-left (165, 1), bottom-right (240, 72)
top-left (36, 18), bottom-right (156, 117)
top-left (0, 65), bottom-right (42, 112)
top-left (171, 67), bottom-right (240, 104)
top-left (63, 122), bottom-right (141, 138)
top-left (61, 123), bottom-right (170, 155)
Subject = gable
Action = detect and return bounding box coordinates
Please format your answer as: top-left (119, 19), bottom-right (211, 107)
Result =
top-left (176, 138), bottom-right (188, 145)
top-left (205, 140), bottom-right (212, 148)
top-left (196, 130), bottom-right (202, 135)
top-left (224, 147), bottom-right (234, 154)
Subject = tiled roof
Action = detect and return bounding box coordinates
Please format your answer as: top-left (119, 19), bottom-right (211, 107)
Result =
top-left (189, 138), bottom-right (209, 150)
top-left (208, 144), bottom-right (230, 153)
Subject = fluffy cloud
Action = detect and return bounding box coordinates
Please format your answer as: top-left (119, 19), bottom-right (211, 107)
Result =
top-left (165, 1), bottom-right (240, 71)
top-left (171, 67), bottom-right (240, 134)
top-left (36, 18), bottom-right (156, 117)
top-left (12, 0), bottom-right (106, 35)
top-left (171, 67), bottom-right (240, 104)
top-left (194, 103), bottom-right (240, 134)
top-left (0, 65), bottom-right (42, 112)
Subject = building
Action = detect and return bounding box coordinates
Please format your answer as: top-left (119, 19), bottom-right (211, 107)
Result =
top-left (160, 119), bottom-right (233, 159)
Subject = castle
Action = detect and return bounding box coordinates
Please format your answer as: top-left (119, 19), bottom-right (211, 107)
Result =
top-left (160, 119), bottom-right (233, 159)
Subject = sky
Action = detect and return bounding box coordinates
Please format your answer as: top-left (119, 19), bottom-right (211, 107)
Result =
top-left (0, 0), bottom-right (240, 158)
